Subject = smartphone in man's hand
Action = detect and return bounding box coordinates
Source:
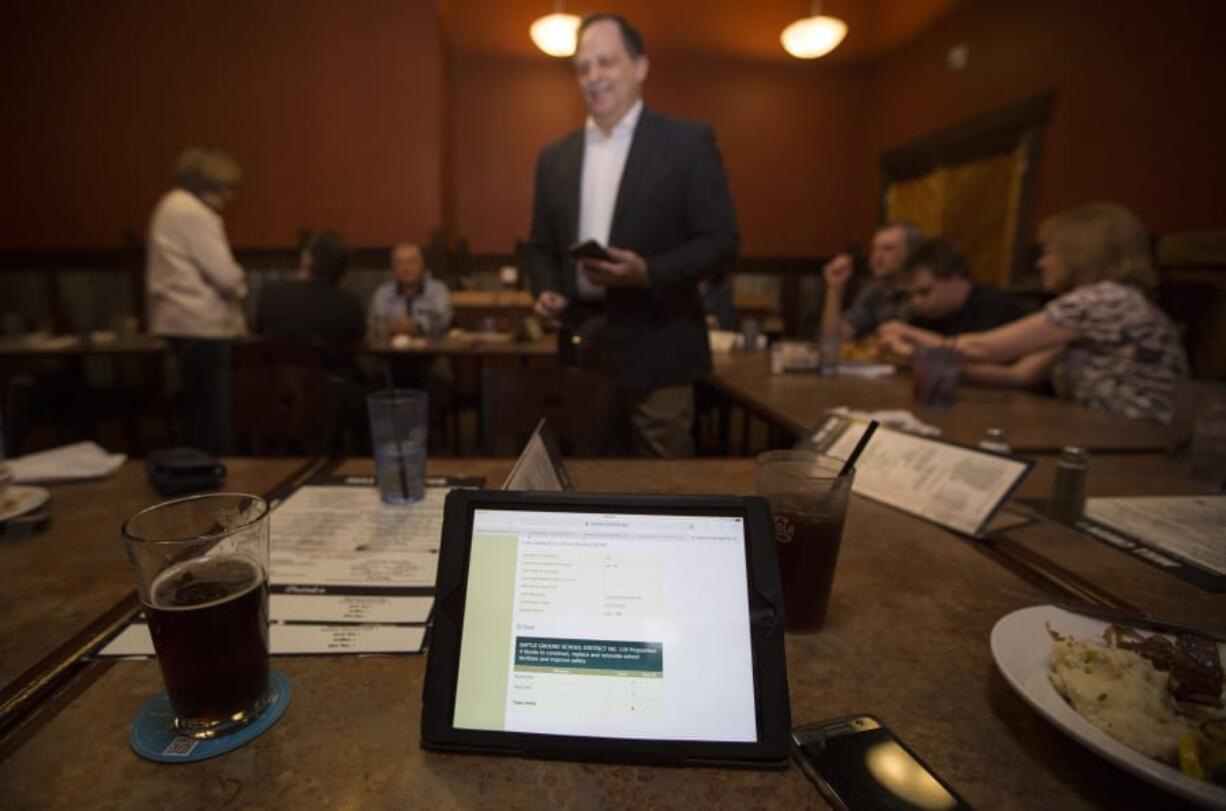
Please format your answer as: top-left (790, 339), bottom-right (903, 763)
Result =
top-left (569, 239), bottom-right (613, 262)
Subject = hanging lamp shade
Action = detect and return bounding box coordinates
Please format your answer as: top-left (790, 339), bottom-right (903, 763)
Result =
top-left (781, 14), bottom-right (847, 59)
top-left (530, 12), bottom-right (581, 57)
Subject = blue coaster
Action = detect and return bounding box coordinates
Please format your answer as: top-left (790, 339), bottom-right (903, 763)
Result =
top-left (129, 669), bottom-right (291, 763)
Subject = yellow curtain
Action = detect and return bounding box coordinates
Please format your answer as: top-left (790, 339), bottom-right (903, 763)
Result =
top-left (885, 142), bottom-right (1027, 286)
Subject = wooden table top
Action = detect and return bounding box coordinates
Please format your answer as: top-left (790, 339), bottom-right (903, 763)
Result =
top-left (364, 333), bottom-right (558, 357)
top-left (0, 459), bottom-right (310, 691)
top-left (0, 333), bottom-right (167, 357)
top-left (709, 352), bottom-right (1183, 453)
top-left (2, 457), bottom-right (1211, 809)
top-left (1007, 452), bottom-right (1224, 635)
top-left (448, 290), bottom-right (776, 314)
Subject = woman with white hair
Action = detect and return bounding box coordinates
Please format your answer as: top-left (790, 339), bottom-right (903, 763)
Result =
top-left (145, 147), bottom-right (247, 454)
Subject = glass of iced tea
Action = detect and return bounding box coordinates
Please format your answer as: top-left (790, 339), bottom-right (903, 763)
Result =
top-left (122, 493), bottom-right (271, 739)
top-left (755, 450), bottom-right (854, 632)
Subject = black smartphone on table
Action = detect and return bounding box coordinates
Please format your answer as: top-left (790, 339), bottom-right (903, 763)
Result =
top-left (569, 238), bottom-right (613, 262)
top-left (791, 715), bottom-right (975, 811)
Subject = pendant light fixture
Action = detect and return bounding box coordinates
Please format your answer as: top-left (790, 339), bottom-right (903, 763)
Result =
top-left (530, 2), bottom-right (581, 58)
top-left (781, 0), bottom-right (847, 59)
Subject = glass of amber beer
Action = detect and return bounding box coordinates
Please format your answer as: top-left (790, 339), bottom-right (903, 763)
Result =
top-left (122, 493), bottom-right (271, 739)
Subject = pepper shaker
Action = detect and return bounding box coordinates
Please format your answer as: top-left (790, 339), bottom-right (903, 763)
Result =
top-left (1050, 446), bottom-right (1089, 524)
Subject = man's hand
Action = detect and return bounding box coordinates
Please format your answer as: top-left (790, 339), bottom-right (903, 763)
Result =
top-left (877, 331), bottom-right (915, 365)
top-left (876, 319), bottom-right (911, 341)
top-left (533, 290), bottom-right (569, 330)
top-left (823, 253), bottom-right (853, 289)
top-left (579, 246), bottom-right (649, 288)
top-left (390, 315), bottom-right (420, 337)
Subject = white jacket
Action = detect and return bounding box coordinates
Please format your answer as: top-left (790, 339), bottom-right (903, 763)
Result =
top-left (145, 188), bottom-right (247, 338)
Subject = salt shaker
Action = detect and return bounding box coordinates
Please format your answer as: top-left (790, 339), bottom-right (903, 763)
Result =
top-left (1049, 446), bottom-right (1089, 524)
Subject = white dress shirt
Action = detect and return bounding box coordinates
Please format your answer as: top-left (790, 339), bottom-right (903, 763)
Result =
top-left (146, 188), bottom-right (247, 338)
top-left (575, 99), bottom-right (643, 300)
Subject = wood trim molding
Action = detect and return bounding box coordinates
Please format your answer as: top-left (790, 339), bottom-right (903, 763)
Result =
top-left (879, 89), bottom-right (1057, 181)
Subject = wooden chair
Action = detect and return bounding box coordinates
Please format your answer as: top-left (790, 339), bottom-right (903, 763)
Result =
top-left (480, 366), bottom-right (620, 457)
top-left (231, 342), bottom-right (364, 456)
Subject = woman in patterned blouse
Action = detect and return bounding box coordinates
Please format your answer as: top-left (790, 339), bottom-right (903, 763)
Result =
top-left (879, 203), bottom-right (1188, 423)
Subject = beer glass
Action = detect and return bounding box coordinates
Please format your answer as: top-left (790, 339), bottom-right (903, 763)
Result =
top-left (122, 493), bottom-right (272, 739)
top-left (755, 450), bottom-right (854, 631)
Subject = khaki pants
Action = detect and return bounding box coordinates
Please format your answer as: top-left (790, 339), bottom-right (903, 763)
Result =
top-left (626, 385), bottom-right (695, 458)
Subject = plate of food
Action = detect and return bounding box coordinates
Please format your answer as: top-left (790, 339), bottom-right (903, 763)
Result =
top-left (991, 604), bottom-right (1226, 809)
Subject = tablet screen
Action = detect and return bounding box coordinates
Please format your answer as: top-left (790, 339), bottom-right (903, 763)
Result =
top-left (452, 507), bottom-right (758, 743)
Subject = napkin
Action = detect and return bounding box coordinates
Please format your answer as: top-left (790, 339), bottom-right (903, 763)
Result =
top-left (9, 441), bottom-right (127, 483)
top-left (827, 407), bottom-right (941, 437)
top-left (837, 361), bottom-right (896, 379)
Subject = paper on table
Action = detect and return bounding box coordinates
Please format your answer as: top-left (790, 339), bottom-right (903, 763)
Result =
top-left (826, 407), bottom-right (940, 437)
top-left (9, 441), bottom-right (126, 483)
top-left (272, 594), bottom-right (434, 624)
top-left (98, 621), bottom-right (426, 657)
top-left (836, 361), bottom-right (896, 379)
top-left (1084, 496), bottom-right (1226, 576)
top-left (270, 485), bottom-right (447, 588)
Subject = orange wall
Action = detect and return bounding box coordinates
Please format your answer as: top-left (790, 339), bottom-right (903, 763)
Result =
top-left (3, 1), bottom-right (1222, 253)
top-left (1, 0), bottom-right (443, 248)
top-left (450, 56), bottom-right (584, 254)
top-left (866, 0), bottom-right (1226, 236)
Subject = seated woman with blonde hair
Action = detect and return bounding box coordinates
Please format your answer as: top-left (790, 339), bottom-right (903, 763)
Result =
top-left (879, 203), bottom-right (1188, 423)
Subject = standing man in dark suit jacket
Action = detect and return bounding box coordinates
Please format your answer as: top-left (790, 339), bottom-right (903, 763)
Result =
top-left (528, 13), bottom-right (739, 458)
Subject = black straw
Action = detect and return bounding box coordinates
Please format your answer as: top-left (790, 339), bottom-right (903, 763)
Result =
top-left (838, 420), bottom-right (878, 477)
top-left (393, 392), bottom-right (411, 501)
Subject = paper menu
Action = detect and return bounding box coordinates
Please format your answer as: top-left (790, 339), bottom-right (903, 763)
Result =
top-left (100, 621), bottom-right (428, 658)
top-left (97, 477), bottom-right (481, 658)
top-left (1084, 496), bottom-right (1226, 577)
top-left (270, 484), bottom-right (447, 589)
top-left (809, 415), bottom-right (1031, 536)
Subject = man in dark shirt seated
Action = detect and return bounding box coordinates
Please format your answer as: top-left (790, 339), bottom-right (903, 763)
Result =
top-left (254, 229), bottom-right (366, 380)
top-left (897, 237), bottom-right (1026, 336)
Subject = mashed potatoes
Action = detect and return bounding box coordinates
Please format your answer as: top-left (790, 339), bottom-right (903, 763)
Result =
top-left (1049, 637), bottom-right (1199, 762)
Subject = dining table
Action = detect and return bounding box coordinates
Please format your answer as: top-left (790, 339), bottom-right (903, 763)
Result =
top-left (707, 351), bottom-right (1188, 454)
top-left (1, 452), bottom-right (1220, 808)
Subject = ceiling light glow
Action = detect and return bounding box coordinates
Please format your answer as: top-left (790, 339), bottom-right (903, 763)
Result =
top-left (530, 12), bottom-right (580, 57)
top-left (781, 15), bottom-right (847, 59)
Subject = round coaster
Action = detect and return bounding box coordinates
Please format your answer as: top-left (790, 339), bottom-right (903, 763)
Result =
top-left (129, 669), bottom-right (291, 763)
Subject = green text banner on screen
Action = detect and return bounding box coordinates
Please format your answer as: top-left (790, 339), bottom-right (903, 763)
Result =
top-left (452, 509), bottom-right (757, 742)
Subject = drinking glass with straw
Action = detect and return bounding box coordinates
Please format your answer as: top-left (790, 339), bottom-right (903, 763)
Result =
top-left (755, 420), bottom-right (877, 631)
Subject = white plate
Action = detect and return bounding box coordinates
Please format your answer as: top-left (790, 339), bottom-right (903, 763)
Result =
top-left (990, 605), bottom-right (1226, 809)
top-left (0, 485), bottom-right (50, 523)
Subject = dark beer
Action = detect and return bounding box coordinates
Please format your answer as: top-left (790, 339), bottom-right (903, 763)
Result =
top-left (773, 509), bottom-right (846, 631)
top-left (145, 555), bottom-right (269, 732)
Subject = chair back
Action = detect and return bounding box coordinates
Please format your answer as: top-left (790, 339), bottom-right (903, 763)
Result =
top-left (480, 366), bottom-right (620, 457)
top-left (231, 341), bottom-right (363, 455)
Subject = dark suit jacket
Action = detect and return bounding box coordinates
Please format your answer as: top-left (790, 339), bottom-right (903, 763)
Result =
top-left (528, 106), bottom-right (739, 391)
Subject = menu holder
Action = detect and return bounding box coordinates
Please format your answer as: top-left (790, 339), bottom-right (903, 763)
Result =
top-left (94, 474), bottom-right (484, 659)
top-left (502, 419), bottom-right (573, 492)
top-left (1075, 496), bottom-right (1226, 593)
top-left (805, 414), bottom-right (1033, 538)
